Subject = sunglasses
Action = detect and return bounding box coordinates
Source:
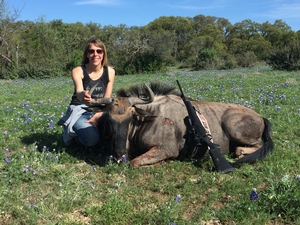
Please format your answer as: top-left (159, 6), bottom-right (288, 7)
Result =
top-left (88, 49), bottom-right (104, 54)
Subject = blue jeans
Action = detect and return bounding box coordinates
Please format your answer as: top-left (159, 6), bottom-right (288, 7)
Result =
top-left (72, 112), bottom-right (108, 147)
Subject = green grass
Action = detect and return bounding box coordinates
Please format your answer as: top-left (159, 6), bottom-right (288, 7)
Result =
top-left (0, 66), bottom-right (300, 224)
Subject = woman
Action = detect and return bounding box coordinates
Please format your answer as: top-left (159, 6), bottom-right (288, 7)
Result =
top-left (58, 37), bottom-right (115, 147)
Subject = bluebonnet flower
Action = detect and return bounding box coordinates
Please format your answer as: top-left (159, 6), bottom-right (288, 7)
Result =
top-left (121, 155), bottom-right (127, 162)
top-left (48, 120), bottom-right (54, 130)
top-left (109, 155), bottom-right (114, 161)
top-left (277, 106), bottom-right (281, 112)
top-left (174, 194), bottom-right (181, 202)
top-left (6, 107), bottom-right (9, 112)
top-left (43, 146), bottom-right (47, 151)
top-left (5, 157), bottom-right (12, 164)
top-left (298, 109), bottom-right (300, 115)
top-left (53, 156), bottom-right (59, 162)
top-left (4, 149), bottom-right (9, 154)
top-left (46, 153), bottom-right (51, 159)
top-left (295, 175), bottom-right (300, 181)
top-left (250, 188), bottom-right (258, 200)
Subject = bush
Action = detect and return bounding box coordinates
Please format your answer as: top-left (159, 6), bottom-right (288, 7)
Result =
top-left (267, 41), bottom-right (300, 71)
top-left (235, 51), bottom-right (258, 67)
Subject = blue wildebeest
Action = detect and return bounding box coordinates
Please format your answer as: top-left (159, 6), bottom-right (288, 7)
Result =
top-left (84, 82), bottom-right (274, 168)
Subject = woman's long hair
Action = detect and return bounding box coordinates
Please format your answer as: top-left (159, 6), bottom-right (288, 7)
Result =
top-left (81, 37), bottom-right (108, 66)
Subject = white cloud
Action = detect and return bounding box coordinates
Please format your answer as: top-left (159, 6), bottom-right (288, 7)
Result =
top-left (75, 0), bottom-right (121, 6)
top-left (268, 3), bottom-right (300, 19)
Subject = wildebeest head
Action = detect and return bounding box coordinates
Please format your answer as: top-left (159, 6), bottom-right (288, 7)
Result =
top-left (84, 83), bottom-right (162, 161)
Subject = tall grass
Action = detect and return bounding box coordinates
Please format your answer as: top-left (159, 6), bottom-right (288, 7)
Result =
top-left (0, 67), bottom-right (299, 225)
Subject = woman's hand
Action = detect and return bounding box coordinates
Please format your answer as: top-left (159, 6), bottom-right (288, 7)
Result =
top-left (83, 90), bottom-right (92, 104)
top-left (85, 112), bottom-right (103, 128)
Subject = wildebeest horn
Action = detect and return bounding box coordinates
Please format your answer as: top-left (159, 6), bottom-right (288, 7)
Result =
top-left (88, 83), bottom-right (98, 96)
top-left (91, 97), bottom-right (113, 104)
top-left (88, 83), bottom-right (113, 105)
top-left (128, 84), bottom-right (155, 105)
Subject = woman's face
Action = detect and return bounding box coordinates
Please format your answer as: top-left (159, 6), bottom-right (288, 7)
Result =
top-left (86, 43), bottom-right (104, 66)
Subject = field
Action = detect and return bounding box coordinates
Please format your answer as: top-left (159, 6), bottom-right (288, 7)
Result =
top-left (0, 66), bottom-right (299, 225)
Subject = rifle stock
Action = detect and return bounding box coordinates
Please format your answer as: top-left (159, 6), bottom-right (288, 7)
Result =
top-left (176, 80), bottom-right (235, 173)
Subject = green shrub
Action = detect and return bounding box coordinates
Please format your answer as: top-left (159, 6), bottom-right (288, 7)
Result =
top-left (267, 41), bottom-right (300, 70)
top-left (235, 51), bottom-right (258, 67)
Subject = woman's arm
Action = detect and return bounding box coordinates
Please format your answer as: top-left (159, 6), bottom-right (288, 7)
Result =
top-left (103, 66), bottom-right (116, 98)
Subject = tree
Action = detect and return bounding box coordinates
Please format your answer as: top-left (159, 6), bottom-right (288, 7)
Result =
top-left (0, 0), bottom-right (23, 68)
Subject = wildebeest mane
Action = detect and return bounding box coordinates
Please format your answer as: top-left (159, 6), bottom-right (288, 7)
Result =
top-left (116, 82), bottom-right (180, 98)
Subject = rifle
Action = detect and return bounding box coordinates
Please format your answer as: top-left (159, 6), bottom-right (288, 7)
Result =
top-left (176, 80), bottom-right (235, 173)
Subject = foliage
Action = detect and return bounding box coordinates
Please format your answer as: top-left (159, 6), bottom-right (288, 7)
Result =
top-left (1, 0), bottom-right (300, 77)
top-left (268, 41), bottom-right (300, 70)
top-left (1, 67), bottom-right (300, 224)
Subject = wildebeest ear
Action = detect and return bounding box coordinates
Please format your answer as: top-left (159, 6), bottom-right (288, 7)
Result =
top-left (132, 107), bottom-right (156, 117)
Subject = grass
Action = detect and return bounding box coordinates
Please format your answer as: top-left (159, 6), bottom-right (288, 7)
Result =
top-left (0, 66), bottom-right (300, 225)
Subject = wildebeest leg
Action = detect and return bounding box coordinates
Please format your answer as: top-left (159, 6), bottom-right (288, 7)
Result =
top-left (222, 110), bottom-right (265, 158)
top-left (130, 147), bottom-right (176, 167)
top-left (236, 145), bottom-right (262, 158)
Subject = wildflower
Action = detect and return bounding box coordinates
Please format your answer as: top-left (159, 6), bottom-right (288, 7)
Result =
top-left (33, 170), bottom-right (37, 175)
top-left (109, 155), bottom-right (114, 161)
top-left (24, 113), bottom-right (29, 120)
top-left (250, 188), bottom-right (258, 200)
top-left (3, 130), bottom-right (8, 135)
top-left (46, 153), bottom-right (51, 159)
top-left (6, 107), bottom-right (9, 112)
top-left (295, 175), bottom-right (300, 181)
top-left (298, 109), bottom-right (300, 114)
top-left (23, 167), bottom-right (29, 172)
top-left (5, 157), bottom-right (12, 164)
top-left (40, 168), bottom-right (45, 172)
top-left (43, 146), bottom-right (47, 151)
top-left (276, 106), bottom-right (280, 112)
top-left (4, 149), bottom-right (9, 154)
top-left (121, 155), bottom-right (127, 163)
top-left (48, 120), bottom-right (54, 130)
top-left (174, 194), bottom-right (181, 202)
top-left (53, 156), bottom-right (59, 162)
top-left (92, 167), bottom-right (96, 172)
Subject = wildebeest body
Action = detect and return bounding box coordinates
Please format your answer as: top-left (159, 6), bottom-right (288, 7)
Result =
top-left (85, 82), bottom-right (273, 167)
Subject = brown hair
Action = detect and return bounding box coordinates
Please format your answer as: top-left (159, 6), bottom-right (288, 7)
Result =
top-left (81, 37), bottom-right (108, 66)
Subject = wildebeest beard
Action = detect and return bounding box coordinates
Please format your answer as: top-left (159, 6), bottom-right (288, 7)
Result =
top-left (109, 116), bottom-right (132, 159)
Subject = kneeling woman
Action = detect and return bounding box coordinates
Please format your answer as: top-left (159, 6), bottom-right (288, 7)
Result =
top-left (58, 37), bottom-right (115, 147)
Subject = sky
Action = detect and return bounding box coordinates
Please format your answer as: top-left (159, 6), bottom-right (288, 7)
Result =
top-left (9, 0), bottom-right (300, 31)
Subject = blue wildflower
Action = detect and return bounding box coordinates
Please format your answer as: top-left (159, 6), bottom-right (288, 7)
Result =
top-left (174, 194), bottom-right (181, 202)
top-left (250, 188), bottom-right (258, 200)
top-left (295, 175), bottom-right (300, 181)
top-left (121, 155), bottom-right (127, 162)
top-left (5, 157), bottom-right (12, 164)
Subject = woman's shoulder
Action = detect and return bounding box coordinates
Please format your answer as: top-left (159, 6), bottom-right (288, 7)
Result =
top-left (72, 66), bottom-right (85, 79)
top-left (106, 66), bottom-right (115, 74)
top-left (72, 65), bottom-right (84, 73)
